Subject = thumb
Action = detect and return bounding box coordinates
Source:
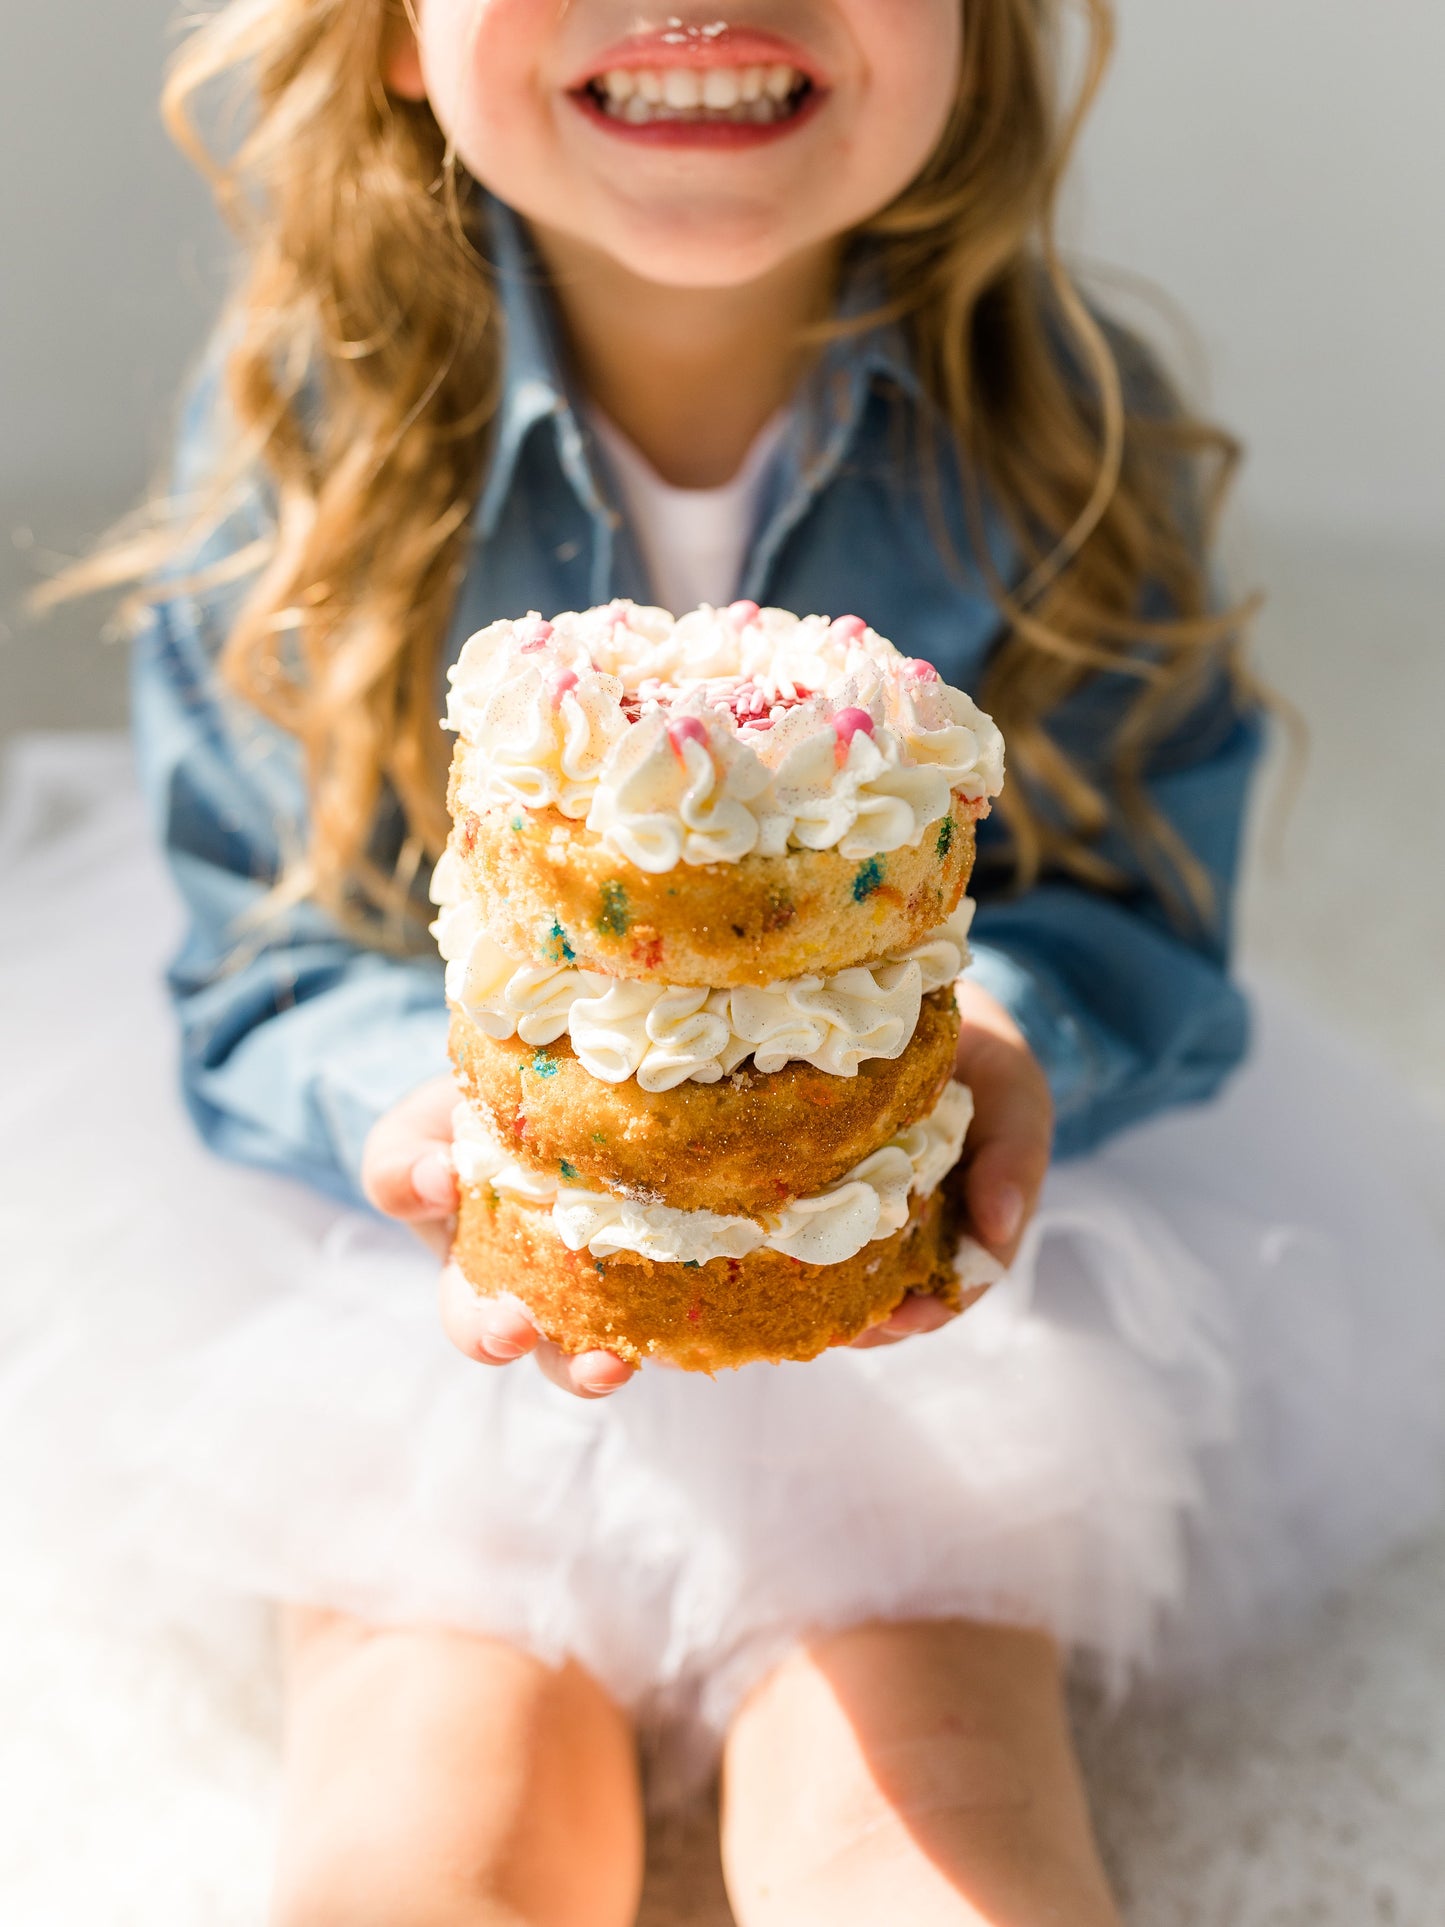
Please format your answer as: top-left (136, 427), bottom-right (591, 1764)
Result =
top-left (958, 1057), bottom-right (1052, 1267)
top-left (964, 1137), bottom-right (1039, 1259)
top-left (360, 1073), bottom-right (461, 1223)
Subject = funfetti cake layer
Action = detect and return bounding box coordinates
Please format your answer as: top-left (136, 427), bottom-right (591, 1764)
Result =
top-left (453, 1180), bottom-right (973, 1373)
top-left (450, 1080), bottom-right (989, 1369)
top-left (433, 858), bottom-right (975, 1090)
top-left (449, 988), bottom-right (961, 1220)
top-left (437, 601), bottom-right (1006, 1368)
top-left (441, 600), bottom-right (1000, 986)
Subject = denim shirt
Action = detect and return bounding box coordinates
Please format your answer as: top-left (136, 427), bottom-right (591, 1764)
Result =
top-left (131, 200), bottom-right (1263, 1209)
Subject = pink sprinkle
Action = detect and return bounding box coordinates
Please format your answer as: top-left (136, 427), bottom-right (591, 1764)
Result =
top-left (832, 707), bottom-right (876, 750)
top-left (906, 657), bottom-right (939, 681)
top-left (518, 619), bottom-right (555, 653)
top-left (830, 615), bottom-right (867, 641)
top-left (667, 716), bottom-right (710, 757)
top-left (728, 600), bottom-right (760, 626)
top-left (547, 668), bottom-right (578, 706)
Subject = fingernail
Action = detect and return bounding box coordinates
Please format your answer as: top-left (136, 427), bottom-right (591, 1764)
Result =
top-left (579, 1372), bottom-right (622, 1397)
top-left (988, 1182), bottom-right (1024, 1244)
top-left (479, 1334), bottom-right (527, 1363)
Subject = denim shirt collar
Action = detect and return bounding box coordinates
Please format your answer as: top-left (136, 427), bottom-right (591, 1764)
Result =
top-left (473, 194), bottom-right (923, 585)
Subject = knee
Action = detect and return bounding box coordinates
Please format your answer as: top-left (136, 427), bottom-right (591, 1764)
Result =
top-left (722, 1621), bottom-right (1120, 1927)
top-left (271, 1802), bottom-right (524, 1927)
top-left (271, 1835), bottom-right (577, 1927)
top-left (271, 1640), bottom-right (644, 1927)
top-left (271, 1767), bottom-right (637, 1927)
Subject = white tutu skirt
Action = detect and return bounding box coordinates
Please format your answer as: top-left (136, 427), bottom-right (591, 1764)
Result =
top-left (4, 733), bottom-right (1444, 1803)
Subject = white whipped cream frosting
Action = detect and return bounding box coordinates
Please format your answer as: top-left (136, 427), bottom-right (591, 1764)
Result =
top-left (444, 603), bottom-right (1004, 873)
top-left (433, 848), bottom-right (974, 1089)
top-left (450, 1079), bottom-right (973, 1270)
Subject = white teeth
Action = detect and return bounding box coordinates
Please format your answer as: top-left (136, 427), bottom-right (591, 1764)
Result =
top-left (662, 67), bottom-right (702, 109)
top-left (590, 64), bottom-right (806, 125)
top-left (701, 67), bottom-right (741, 110)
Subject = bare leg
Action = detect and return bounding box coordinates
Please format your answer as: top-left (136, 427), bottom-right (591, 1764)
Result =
top-left (270, 1606), bottom-right (645, 1927)
top-left (720, 1619), bottom-right (1120, 1927)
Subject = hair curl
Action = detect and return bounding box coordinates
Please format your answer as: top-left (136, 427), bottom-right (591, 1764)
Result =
top-left (60, 0), bottom-right (1253, 948)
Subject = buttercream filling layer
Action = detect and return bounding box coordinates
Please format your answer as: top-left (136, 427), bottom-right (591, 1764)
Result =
top-left (451, 1080), bottom-right (973, 1269)
top-left (444, 602), bottom-right (1005, 873)
top-left (432, 858), bottom-right (972, 1089)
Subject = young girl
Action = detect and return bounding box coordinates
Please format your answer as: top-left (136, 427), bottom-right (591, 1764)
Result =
top-left (9, 1), bottom-right (1445, 1922)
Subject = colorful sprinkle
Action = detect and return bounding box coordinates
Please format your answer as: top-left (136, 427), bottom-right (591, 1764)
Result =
top-left (852, 856), bottom-right (885, 902)
top-left (592, 1131), bottom-right (608, 1144)
top-left (907, 657), bottom-right (940, 682)
top-left (546, 667), bottom-right (578, 705)
top-left (559, 1160), bottom-right (578, 1181)
top-left (683, 1261), bottom-right (702, 1271)
top-left (727, 599), bottom-right (760, 625)
top-left (762, 891), bottom-right (795, 933)
top-left (597, 880), bottom-right (631, 937)
top-left (518, 619), bottom-right (555, 653)
top-left (935, 816), bottom-right (955, 859)
top-left (832, 707), bottom-right (875, 763)
top-left (666, 715), bottom-right (710, 757)
top-left (830, 614), bottom-right (867, 641)
top-left (547, 919), bottom-right (576, 964)
top-left (529, 1049), bottom-right (559, 1079)
top-left (511, 816), bottom-right (524, 833)
top-left (630, 931), bottom-right (665, 972)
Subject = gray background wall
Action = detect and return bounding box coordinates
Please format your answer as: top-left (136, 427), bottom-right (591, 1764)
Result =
top-left (2, 1), bottom-right (226, 515)
top-left (1078, 0), bottom-right (1445, 545)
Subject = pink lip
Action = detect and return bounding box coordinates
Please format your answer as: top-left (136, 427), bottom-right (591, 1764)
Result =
top-left (567, 26), bottom-right (829, 91)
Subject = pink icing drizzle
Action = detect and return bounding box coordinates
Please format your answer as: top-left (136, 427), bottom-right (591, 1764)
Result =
top-left (518, 619), bottom-right (555, 654)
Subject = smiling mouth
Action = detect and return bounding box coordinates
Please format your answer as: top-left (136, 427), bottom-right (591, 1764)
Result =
top-left (579, 62), bottom-right (816, 129)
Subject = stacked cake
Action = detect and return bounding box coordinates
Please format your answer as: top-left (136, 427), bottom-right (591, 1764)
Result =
top-left (432, 600), bottom-right (1005, 1371)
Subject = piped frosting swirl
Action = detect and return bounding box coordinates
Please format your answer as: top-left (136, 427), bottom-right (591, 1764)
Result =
top-left (433, 847), bottom-right (974, 1090)
top-left (451, 1080), bottom-right (973, 1269)
top-left (445, 602), bottom-right (1004, 873)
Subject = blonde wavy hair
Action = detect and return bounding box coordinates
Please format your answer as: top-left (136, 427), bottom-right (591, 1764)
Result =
top-left (65, 0), bottom-right (1252, 949)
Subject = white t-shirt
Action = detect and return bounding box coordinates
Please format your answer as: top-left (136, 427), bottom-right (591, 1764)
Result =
top-left (587, 407), bottom-right (788, 617)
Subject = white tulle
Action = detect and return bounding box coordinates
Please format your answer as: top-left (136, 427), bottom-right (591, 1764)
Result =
top-left (3, 733), bottom-right (1443, 1805)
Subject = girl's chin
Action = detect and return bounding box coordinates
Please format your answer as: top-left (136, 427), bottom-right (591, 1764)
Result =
top-left (589, 232), bottom-right (809, 290)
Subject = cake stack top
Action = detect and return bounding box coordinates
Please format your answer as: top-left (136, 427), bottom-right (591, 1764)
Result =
top-left (441, 600), bottom-right (1004, 987)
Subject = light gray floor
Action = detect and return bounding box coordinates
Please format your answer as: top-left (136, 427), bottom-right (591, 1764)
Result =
top-left (2, 525), bottom-right (1442, 1924)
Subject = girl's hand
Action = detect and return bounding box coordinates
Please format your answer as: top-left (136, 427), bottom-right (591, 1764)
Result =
top-left (361, 1075), bottom-right (635, 1400)
top-left (852, 979), bottom-right (1053, 1350)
